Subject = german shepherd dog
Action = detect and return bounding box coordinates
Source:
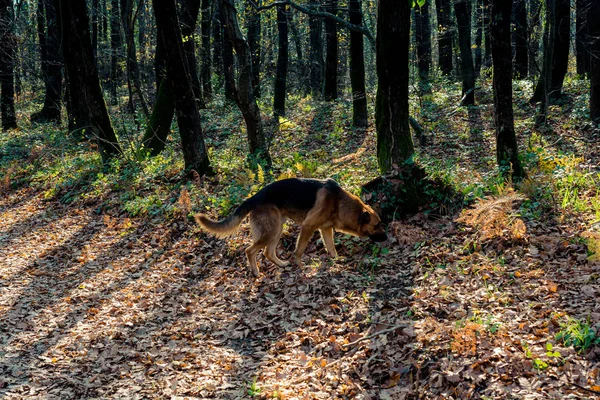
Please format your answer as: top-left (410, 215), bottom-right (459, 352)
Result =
top-left (195, 178), bottom-right (387, 277)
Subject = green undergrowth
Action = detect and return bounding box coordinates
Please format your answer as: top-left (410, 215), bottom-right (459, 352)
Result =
top-left (1, 77), bottom-right (598, 230)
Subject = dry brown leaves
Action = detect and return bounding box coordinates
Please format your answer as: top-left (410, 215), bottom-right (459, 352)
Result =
top-left (1, 186), bottom-right (599, 399)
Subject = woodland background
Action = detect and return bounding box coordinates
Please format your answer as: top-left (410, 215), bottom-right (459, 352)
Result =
top-left (1, 0), bottom-right (600, 398)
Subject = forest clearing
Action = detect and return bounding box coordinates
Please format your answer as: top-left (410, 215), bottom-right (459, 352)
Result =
top-left (1, 0), bottom-right (600, 398)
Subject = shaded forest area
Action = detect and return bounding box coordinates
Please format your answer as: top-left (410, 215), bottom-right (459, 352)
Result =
top-left (1, 0), bottom-right (600, 398)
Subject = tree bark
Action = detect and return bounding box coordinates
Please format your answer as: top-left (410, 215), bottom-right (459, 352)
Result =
top-left (32, 0), bottom-right (62, 124)
top-left (455, 0), bottom-right (475, 106)
top-left (323, 0), bottom-right (338, 101)
top-left (533, 0), bottom-right (555, 126)
top-left (308, 0), bottom-right (323, 98)
top-left (349, 0), bottom-right (367, 128)
top-left (549, 0), bottom-right (570, 98)
top-left (152, 0), bottom-right (212, 175)
top-left (491, 0), bottom-right (524, 179)
top-left (414, 1), bottom-right (432, 80)
top-left (245, 0), bottom-right (261, 98)
top-left (376, 0), bottom-right (413, 173)
top-left (200, 0), bottom-right (213, 101)
top-left (273, 4), bottom-right (288, 117)
top-left (513, 0), bottom-right (528, 79)
top-left (590, 0), bottom-right (600, 122)
top-left (576, 0), bottom-right (591, 76)
top-left (109, 0), bottom-right (122, 104)
top-left (55, 0), bottom-right (122, 162)
top-left (474, 0), bottom-right (483, 76)
top-left (222, 0), bottom-right (272, 168)
top-left (220, 2), bottom-right (235, 101)
top-left (179, 0), bottom-right (206, 108)
top-left (0, 0), bottom-right (17, 130)
top-left (120, 0), bottom-right (150, 118)
top-left (435, 0), bottom-right (453, 76)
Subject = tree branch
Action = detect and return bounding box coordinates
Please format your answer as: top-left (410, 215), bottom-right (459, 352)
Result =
top-left (249, 0), bottom-right (375, 47)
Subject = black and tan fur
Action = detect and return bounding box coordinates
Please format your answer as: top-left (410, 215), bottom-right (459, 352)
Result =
top-left (195, 178), bottom-right (387, 277)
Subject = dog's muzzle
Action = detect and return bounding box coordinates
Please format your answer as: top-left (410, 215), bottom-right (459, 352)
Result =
top-left (369, 233), bottom-right (388, 242)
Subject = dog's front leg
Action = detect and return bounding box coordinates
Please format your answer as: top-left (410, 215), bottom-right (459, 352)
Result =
top-left (320, 227), bottom-right (338, 258)
top-left (294, 225), bottom-right (316, 265)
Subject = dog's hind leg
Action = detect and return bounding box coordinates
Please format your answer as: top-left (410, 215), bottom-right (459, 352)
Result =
top-left (320, 227), bottom-right (338, 258)
top-left (245, 242), bottom-right (264, 277)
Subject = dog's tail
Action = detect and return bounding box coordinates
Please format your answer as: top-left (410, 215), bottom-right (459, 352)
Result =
top-left (195, 198), bottom-right (255, 239)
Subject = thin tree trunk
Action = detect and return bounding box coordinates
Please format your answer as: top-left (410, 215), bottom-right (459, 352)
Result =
top-left (0, 0), bottom-right (17, 130)
top-left (491, 0), bottom-right (524, 179)
top-left (110, 0), bottom-right (122, 104)
top-left (200, 0), bottom-right (213, 100)
top-left (32, 0), bottom-right (62, 124)
top-left (376, 0), bottom-right (412, 173)
top-left (455, 0), bottom-right (475, 106)
top-left (474, 0), bottom-right (482, 76)
top-left (323, 0), bottom-right (338, 101)
top-left (534, 0), bottom-right (555, 126)
top-left (245, 0), bottom-right (260, 98)
top-left (513, 0), bottom-right (528, 79)
top-left (222, 0), bottom-right (272, 168)
top-left (92, 0), bottom-right (99, 60)
top-left (549, 0), bottom-right (570, 98)
top-left (414, 0), bottom-right (432, 80)
top-left (349, 0), bottom-right (367, 128)
top-left (152, 0), bottom-right (212, 175)
top-left (590, 0), bottom-right (600, 121)
top-left (576, 0), bottom-right (591, 76)
top-left (308, 0), bottom-right (323, 98)
top-left (482, 0), bottom-right (491, 68)
top-left (179, 0), bottom-right (205, 108)
top-left (435, 0), bottom-right (453, 76)
top-left (55, 0), bottom-right (122, 162)
top-left (273, 4), bottom-right (288, 117)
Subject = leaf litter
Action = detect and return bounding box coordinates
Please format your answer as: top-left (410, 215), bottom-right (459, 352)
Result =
top-left (1, 182), bottom-right (599, 399)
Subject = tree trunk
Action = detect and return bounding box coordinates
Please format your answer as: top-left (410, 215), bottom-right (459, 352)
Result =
top-left (349, 0), bottom-right (367, 128)
top-left (513, 0), bottom-right (528, 79)
top-left (435, 0), bottom-right (453, 76)
top-left (491, 0), bottom-right (524, 179)
top-left (414, 1), bottom-right (432, 80)
top-left (32, 0), bottom-right (62, 124)
top-left (590, 0), bottom-right (600, 121)
top-left (121, 0), bottom-right (150, 118)
top-left (221, 2), bottom-right (235, 101)
top-left (110, 0), bottom-right (122, 104)
top-left (0, 0), bottom-right (17, 130)
top-left (55, 0), bottom-right (122, 162)
top-left (92, 0), bottom-right (99, 60)
top-left (376, 0), bottom-right (413, 173)
top-left (308, 0), bottom-right (323, 98)
top-left (323, 0), bottom-right (338, 101)
top-left (576, 0), bottom-right (590, 76)
top-left (179, 0), bottom-right (205, 108)
top-left (152, 0), bottom-right (211, 175)
top-left (533, 0), bottom-right (555, 126)
top-left (528, 0), bottom-right (542, 77)
top-left (141, 77), bottom-right (174, 155)
top-left (474, 0), bottom-right (483, 76)
top-left (212, 0), bottom-right (223, 85)
top-left (482, 0), bottom-right (491, 68)
top-left (273, 4), bottom-right (288, 117)
top-left (222, 0), bottom-right (272, 168)
top-left (549, 0), bottom-right (570, 98)
top-left (245, 0), bottom-right (261, 98)
top-left (200, 0), bottom-right (212, 101)
top-left (455, 0), bottom-right (475, 106)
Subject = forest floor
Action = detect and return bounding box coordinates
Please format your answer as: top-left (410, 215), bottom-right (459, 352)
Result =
top-left (1, 77), bottom-right (600, 399)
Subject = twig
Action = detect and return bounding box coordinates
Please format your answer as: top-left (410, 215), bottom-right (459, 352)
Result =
top-left (571, 382), bottom-right (600, 396)
top-left (341, 322), bottom-right (410, 348)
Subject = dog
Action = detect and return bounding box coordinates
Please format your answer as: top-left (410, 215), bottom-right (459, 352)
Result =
top-left (195, 178), bottom-right (387, 277)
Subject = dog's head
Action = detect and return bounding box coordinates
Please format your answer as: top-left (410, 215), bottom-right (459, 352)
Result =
top-left (358, 207), bottom-right (387, 242)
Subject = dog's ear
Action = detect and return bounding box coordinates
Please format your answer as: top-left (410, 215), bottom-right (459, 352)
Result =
top-left (359, 211), bottom-right (370, 225)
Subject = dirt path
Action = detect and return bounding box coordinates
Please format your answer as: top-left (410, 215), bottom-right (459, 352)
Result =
top-left (1, 188), bottom-right (599, 399)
